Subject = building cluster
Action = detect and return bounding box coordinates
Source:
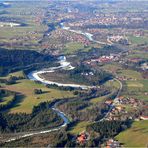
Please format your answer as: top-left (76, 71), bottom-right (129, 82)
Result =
top-left (0, 22), bottom-right (20, 27)
top-left (141, 63), bottom-right (148, 71)
top-left (117, 76), bottom-right (137, 81)
top-left (66, 12), bottom-right (146, 29)
top-left (105, 138), bottom-right (121, 148)
top-left (50, 29), bottom-right (90, 46)
top-left (76, 132), bottom-right (90, 144)
top-left (81, 72), bottom-right (94, 76)
top-left (104, 96), bottom-right (147, 121)
top-left (107, 35), bottom-right (128, 44)
top-left (85, 54), bottom-right (120, 65)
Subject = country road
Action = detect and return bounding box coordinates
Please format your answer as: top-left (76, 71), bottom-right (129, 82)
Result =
top-left (60, 22), bottom-right (112, 45)
top-left (3, 57), bottom-right (122, 144)
top-left (98, 78), bottom-right (123, 122)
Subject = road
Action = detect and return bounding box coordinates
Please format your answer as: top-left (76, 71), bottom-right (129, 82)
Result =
top-left (60, 22), bottom-right (112, 45)
top-left (3, 56), bottom-right (93, 144)
top-left (3, 59), bottom-right (122, 144)
top-left (98, 78), bottom-right (123, 122)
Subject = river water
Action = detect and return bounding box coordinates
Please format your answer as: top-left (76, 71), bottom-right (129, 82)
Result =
top-left (60, 22), bottom-right (109, 45)
top-left (27, 56), bottom-right (93, 89)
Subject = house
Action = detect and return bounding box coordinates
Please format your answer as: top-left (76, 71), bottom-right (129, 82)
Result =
top-left (140, 116), bottom-right (148, 120)
top-left (106, 139), bottom-right (120, 148)
top-left (77, 134), bottom-right (86, 144)
top-left (77, 132), bottom-right (90, 144)
top-left (115, 106), bottom-right (122, 112)
top-left (105, 100), bottom-right (113, 105)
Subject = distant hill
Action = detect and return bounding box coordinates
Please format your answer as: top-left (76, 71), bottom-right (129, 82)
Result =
top-left (0, 48), bottom-right (54, 75)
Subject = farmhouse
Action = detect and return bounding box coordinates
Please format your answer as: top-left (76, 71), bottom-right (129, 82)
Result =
top-left (76, 132), bottom-right (90, 144)
top-left (140, 116), bottom-right (148, 120)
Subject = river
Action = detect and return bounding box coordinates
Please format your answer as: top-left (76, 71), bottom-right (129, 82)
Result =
top-left (4, 56), bottom-right (93, 143)
top-left (28, 56), bottom-right (94, 89)
top-left (60, 22), bottom-right (111, 45)
top-left (4, 22), bottom-right (114, 143)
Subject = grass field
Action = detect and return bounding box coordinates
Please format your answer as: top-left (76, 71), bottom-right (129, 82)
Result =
top-left (116, 121), bottom-right (148, 147)
top-left (126, 81), bottom-right (143, 88)
top-left (1, 77), bottom-right (74, 113)
top-left (117, 69), bottom-right (142, 80)
top-left (64, 42), bottom-right (84, 54)
top-left (5, 71), bottom-right (25, 78)
top-left (101, 63), bottom-right (122, 73)
top-left (128, 35), bottom-right (148, 45)
top-left (0, 1), bottom-right (48, 50)
top-left (123, 80), bottom-right (148, 101)
top-left (90, 96), bottom-right (106, 104)
top-left (104, 79), bottom-right (121, 89)
top-left (89, 79), bottom-right (121, 104)
top-left (64, 42), bottom-right (91, 54)
top-left (68, 121), bottom-right (91, 135)
top-left (0, 95), bottom-right (14, 105)
top-left (127, 50), bottom-right (148, 60)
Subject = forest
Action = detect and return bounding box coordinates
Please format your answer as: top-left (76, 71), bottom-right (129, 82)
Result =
top-left (0, 102), bottom-right (63, 133)
top-left (0, 48), bottom-right (54, 76)
top-left (86, 120), bottom-right (132, 144)
top-left (69, 64), bottom-right (113, 85)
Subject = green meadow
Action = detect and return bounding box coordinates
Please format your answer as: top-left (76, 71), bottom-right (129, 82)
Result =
top-left (116, 121), bottom-right (148, 147)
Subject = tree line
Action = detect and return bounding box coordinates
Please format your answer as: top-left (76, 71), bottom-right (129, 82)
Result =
top-left (0, 102), bottom-right (63, 133)
top-left (0, 48), bottom-right (54, 76)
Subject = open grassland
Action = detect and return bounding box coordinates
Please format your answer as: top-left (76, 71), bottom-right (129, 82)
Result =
top-left (90, 79), bottom-right (121, 104)
top-left (64, 42), bottom-right (84, 54)
top-left (0, 95), bottom-right (14, 105)
top-left (68, 121), bottom-right (91, 135)
top-left (0, 1), bottom-right (48, 50)
top-left (127, 50), bottom-right (148, 60)
top-left (117, 69), bottom-right (142, 80)
top-left (123, 80), bottom-right (148, 101)
top-left (90, 96), bottom-right (106, 104)
top-left (64, 42), bottom-right (91, 54)
top-left (101, 63), bottom-right (122, 73)
top-left (128, 35), bottom-right (148, 45)
top-left (0, 23), bottom-right (47, 50)
top-left (4, 71), bottom-right (25, 78)
top-left (104, 79), bottom-right (121, 89)
top-left (1, 79), bottom-right (74, 113)
top-left (0, 23), bottom-right (47, 38)
top-left (116, 121), bottom-right (148, 147)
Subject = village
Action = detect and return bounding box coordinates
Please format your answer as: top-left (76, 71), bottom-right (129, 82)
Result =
top-left (0, 0), bottom-right (147, 147)
top-left (84, 53), bottom-right (121, 65)
top-left (104, 96), bottom-right (148, 121)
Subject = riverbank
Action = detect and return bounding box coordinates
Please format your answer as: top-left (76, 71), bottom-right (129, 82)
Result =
top-left (60, 22), bottom-right (111, 45)
top-left (28, 56), bottom-right (94, 89)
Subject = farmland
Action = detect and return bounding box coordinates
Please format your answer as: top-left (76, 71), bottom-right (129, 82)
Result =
top-left (128, 35), bottom-right (148, 45)
top-left (0, 1), bottom-right (48, 50)
top-left (123, 80), bottom-right (148, 101)
top-left (0, 0), bottom-right (148, 147)
top-left (0, 72), bottom-right (75, 113)
top-left (117, 69), bottom-right (142, 80)
top-left (0, 95), bottom-right (14, 105)
top-left (116, 121), bottom-right (148, 147)
top-left (68, 121), bottom-right (91, 135)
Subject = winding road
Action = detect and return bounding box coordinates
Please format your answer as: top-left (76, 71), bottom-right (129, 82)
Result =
top-left (98, 78), bottom-right (123, 122)
top-left (4, 56), bottom-right (93, 143)
top-left (4, 56), bottom-right (122, 144)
